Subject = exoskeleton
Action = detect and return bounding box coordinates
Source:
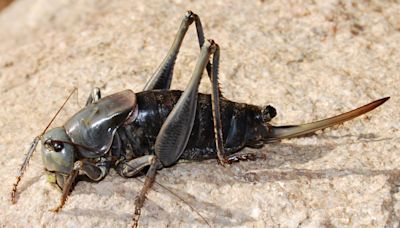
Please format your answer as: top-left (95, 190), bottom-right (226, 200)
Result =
top-left (11, 11), bottom-right (389, 227)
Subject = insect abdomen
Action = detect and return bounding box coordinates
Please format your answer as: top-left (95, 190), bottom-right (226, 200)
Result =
top-left (126, 90), bottom-right (270, 160)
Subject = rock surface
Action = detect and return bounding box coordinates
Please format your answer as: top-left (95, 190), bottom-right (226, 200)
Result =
top-left (1, 0), bottom-right (399, 227)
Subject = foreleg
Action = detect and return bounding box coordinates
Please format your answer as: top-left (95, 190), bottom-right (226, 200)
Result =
top-left (51, 158), bottom-right (110, 212)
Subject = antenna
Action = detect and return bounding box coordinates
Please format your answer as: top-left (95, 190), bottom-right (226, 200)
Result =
top-left (11, 88), bottom-right (77, 203)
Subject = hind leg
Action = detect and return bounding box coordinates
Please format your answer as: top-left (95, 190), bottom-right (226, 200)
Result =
top-left (144, 11), bottom-right (214, 91)
top-left (133, 40), bottom-right (219, 227)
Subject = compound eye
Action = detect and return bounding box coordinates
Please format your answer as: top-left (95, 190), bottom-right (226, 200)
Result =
top-left (44, 139), bottom-right (64, 152)
top-left (52, 141), bottom-right (64, 152)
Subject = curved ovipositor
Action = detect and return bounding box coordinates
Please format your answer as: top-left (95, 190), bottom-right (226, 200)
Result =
top-left (64, 90), bottom-right (137, 158)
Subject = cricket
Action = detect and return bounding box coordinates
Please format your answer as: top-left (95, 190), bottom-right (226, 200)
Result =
top-left (10, 11), bottom-right (389, 227)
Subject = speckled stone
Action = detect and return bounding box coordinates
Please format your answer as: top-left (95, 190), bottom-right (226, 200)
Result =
top-left (1, 0), bottom-right (399, 227)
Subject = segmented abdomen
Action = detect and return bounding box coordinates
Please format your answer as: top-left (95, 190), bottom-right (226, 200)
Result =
top-left (121, 90), bottom-right (268, 161)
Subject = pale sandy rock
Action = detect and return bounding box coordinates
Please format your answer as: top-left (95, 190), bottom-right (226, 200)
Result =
top-left (1, 0), bottom-right (399, 227)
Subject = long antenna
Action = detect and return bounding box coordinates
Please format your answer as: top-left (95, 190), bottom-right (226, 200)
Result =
top-left (11, 88), bottom-right (77, 203)
top-left (153, 180), bottom-right (211, 227)
top-left (134, 175), bottom-right (212, 227)
top-left (41, 88), bottom-right (77, 135)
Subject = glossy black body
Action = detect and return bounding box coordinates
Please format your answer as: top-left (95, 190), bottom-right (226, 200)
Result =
top-left (115, 90), bottom-right (271, 161)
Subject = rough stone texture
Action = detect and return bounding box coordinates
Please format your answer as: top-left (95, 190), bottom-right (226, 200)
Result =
top-left (1, 0), bottom-right (399, 227)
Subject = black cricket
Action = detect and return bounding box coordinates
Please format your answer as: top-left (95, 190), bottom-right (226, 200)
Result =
top-left (11, 11), bottom-right (389, 227)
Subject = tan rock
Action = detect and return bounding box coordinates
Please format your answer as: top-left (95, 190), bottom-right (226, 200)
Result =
top-left (1, 0), bottom-right (399, 227)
